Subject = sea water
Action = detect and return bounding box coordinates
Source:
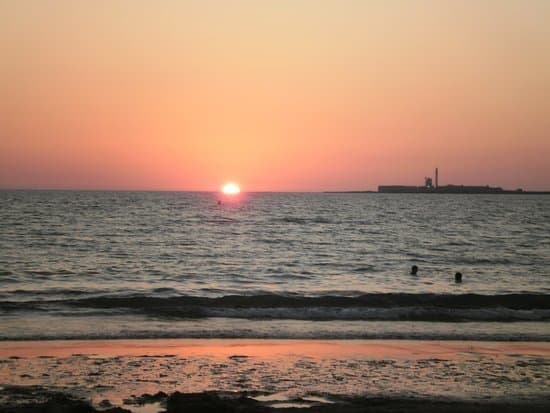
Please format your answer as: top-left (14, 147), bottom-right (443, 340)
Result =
top-left (1, 190), bottom-right (549, 340)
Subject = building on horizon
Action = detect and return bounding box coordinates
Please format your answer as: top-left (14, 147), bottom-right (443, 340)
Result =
top-left (378, 168), bottom-right (520, 194)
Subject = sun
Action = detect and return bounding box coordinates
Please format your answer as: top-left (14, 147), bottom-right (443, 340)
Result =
top-left (222, 182), bottom-right (241, 195)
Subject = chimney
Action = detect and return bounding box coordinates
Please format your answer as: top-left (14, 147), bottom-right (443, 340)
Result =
top-left (435, 167), bottom-right (439, 189)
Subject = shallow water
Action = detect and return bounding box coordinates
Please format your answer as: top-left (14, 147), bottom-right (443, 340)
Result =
top-left (1, 314), bottom-right (549, 341)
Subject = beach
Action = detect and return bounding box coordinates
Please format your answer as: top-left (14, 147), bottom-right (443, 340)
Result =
top-left (1, 192), bottom-right (549, 411)
top-left (3, 0), bottom-right (550, 409)
top-left (1, 339), bottom-right (549, 412)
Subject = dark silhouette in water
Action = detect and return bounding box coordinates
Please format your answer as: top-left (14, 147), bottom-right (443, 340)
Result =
top-left (455, 272), bottom-right (462, 283)
top-left (410, 265), bottom-right (418, 275)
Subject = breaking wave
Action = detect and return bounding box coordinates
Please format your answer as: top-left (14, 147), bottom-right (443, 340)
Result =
top-left (2, 293), bottom-right (549, 322)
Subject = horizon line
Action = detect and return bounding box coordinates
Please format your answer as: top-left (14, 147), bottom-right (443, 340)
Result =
top-left (2, 186), bottom-right (550, 193)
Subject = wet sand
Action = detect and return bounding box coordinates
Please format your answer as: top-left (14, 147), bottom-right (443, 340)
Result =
top-left (2, 338), bottom-right (549, 359)
top-left (1, 339), bottom-right (549, 412)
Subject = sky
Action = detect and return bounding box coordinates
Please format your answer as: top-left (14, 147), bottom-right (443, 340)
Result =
top-left (1, 0), bottom-right (549, 191)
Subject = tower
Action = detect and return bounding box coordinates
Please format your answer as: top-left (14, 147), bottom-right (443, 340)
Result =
top-left (435, 167), bottom-right (439, 189)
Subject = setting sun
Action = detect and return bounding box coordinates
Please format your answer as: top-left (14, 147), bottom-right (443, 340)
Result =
top-left (222, 182), bottom-right (241, 195)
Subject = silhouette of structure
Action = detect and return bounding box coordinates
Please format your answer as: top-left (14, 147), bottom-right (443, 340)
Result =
top-left (377, 168), bottom-right (541, 194)
top-left (325, 167), bottom-right (550, 194)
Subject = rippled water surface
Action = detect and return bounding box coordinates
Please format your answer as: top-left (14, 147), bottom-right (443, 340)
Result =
top-left (1, 190), bottom-right (549, 298)
top-left (1, 190), bottom-right (549, 340)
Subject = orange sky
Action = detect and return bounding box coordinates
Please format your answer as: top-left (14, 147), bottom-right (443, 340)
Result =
top-left (1, 0), bottom-right (549, 191)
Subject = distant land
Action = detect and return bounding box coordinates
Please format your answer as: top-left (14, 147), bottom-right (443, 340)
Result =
top-left (327, 168), bottom-right (550, 194)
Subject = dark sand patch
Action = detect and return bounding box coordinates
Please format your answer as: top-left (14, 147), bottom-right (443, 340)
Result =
top-left (1, 387), bottom-right (550, 413)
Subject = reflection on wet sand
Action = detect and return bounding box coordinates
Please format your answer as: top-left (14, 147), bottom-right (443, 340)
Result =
top-left (1, 339), bottom-right (549, 410)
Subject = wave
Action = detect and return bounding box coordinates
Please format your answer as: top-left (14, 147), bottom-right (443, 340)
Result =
top-left (273, 216), bottom-right (334, 224)
top-left (1, 317), bottom-right (549, 341)
top-left (198, 306), bottom-right (550, 322)
top-left (2, 293), bottom-right (549, 322)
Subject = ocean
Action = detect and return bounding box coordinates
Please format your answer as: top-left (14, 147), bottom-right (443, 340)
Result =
top-left (1, 190), bottom-right (549, 341)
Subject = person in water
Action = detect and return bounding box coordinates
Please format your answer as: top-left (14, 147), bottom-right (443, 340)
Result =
top-left (410, 265), bottom-right (418, 275)
top-left (455, 272), bottom-right (462, 283)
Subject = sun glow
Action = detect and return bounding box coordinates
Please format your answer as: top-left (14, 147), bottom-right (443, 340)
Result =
top-left (222, 182), bottom-right (241, 195)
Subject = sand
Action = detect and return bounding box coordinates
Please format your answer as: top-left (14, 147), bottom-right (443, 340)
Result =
top-left (2, 338), bottom-right (549, 359)
top-left (1, 339), bottom-right (549, 412)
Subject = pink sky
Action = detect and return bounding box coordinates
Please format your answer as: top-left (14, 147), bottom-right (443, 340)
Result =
top-left (1, 0), bottom-right (549, 191)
